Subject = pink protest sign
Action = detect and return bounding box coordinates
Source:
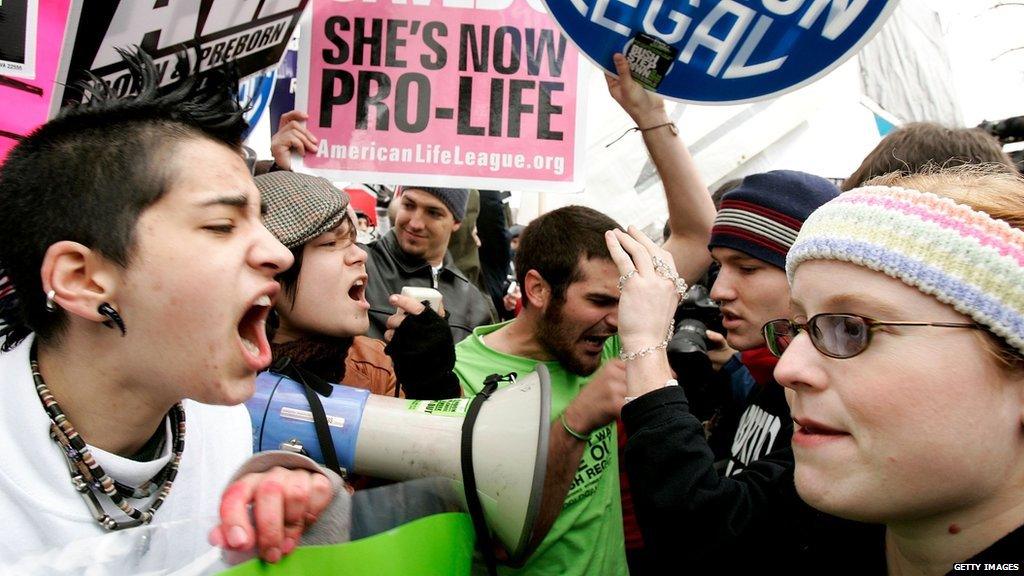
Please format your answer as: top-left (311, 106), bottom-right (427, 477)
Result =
top-left (295, 0), bottom-right (585, 192)
top-left (0, 0), bottom-right (70, 164)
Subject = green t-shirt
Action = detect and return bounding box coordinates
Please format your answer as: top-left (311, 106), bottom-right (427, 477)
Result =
top-left (455, 321), bottom-right (628, 576)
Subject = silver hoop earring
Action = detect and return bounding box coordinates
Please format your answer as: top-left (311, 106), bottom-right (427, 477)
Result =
top-left (45, 290), bottom-right (57, 312)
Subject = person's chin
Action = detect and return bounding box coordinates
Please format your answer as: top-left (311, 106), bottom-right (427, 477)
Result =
top-left (794, 474), bottom-right (835, 515)
top-left (725, 329), bottom-right (761, 352)
top-left (571, 353), bottom-right (602, 377)
top-left (398, 232), bottom-right (427, 250)
top-left (398, 242), bottom-right (427, 259)
top-left (343, 315), bottom-right (370, 336)
top-left (197, 373), bottom-right (257, 407)
top-left (795, 473), bottom-right (881, 524)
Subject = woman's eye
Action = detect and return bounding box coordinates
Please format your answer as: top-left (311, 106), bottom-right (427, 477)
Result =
top-left (843, 319), bottom-right (865, 337)
top-left (204, 224), bottom-right (234, 234)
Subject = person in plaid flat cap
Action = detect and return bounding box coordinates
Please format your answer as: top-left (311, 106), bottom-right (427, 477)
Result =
top-left (256, 171), bottom-right (461, 401)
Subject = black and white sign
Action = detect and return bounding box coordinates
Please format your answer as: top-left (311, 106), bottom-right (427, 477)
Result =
top-left (52, 0), bottom-right (308, 111)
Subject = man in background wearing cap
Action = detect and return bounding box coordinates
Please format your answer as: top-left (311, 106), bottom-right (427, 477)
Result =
top-left (601, 52), bottom-right (841, 571)
top-left (364, 186), bottom-right (495, 343)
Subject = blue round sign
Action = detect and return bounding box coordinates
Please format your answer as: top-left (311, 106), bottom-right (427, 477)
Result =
top-left (543, 0), bottom-right (898, 104)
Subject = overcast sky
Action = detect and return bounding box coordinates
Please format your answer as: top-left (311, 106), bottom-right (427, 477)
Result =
top-left (937, 0), bottom-right (1024, 126)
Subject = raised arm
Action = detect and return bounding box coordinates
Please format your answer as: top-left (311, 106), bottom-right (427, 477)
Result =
top-left (605, 53), bottom-right (715, 285)
top-left (604, 227), bottom-right (801, 569)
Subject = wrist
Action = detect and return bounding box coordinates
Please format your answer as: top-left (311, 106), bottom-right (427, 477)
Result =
top-left (720, 352), bottom-right (743, 373)
top-left (625, 354), bottom-right (673, 397)
top-left (619, 319), bottom-right (675, 361)
top-left (631, 108), bottom-right (670, 129)
top-left (559, 412), bottom-right (591, 442)
top-left (625, 378), bottom-right (677, 403)
top-left (561, 406), bottom-right (595, 439)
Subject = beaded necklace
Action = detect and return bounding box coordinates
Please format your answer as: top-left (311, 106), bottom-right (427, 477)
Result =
top-left (30, 344), bottom-right (185, 531)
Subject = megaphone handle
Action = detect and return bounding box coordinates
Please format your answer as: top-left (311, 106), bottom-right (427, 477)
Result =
top-left (461, 381), bottom-right (500, 576)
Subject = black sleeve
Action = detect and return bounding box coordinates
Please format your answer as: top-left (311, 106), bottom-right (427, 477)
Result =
top-left (384, 306), bottom-right (462, 399)
top-left (621, 385), bottom-right (797, 569)
top-left (475, 190), bottom-right (513, 315)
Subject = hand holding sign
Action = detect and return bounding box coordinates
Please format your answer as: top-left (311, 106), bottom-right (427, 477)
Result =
top-left (271, 110), bottom-right (318, 170)
top-left (605, 52), bottom-right (666, 128)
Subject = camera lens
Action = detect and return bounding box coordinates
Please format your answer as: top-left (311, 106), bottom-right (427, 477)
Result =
top-left (670, 319), bottom-right (710, 355)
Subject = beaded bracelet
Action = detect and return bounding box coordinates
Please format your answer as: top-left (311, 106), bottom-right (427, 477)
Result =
top-left (619, 319), bottom-right (675, 361)
top-left (559, 413), bottom-right (591, 442)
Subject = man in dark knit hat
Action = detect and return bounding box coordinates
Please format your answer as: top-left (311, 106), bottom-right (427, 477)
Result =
top-left (702, 170), bottom-right (840, 472)
top-left (622, 168), bottom-right (841, 572)
top-left (630, 176), bottom-right (839, 565)
top-left (598, 51), bottom-right (839, 569)
top-left (364, 186), bottom-right (495, 343)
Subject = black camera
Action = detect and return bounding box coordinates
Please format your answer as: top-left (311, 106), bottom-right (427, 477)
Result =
top-left (675, 283), bottom-right (723, 334)
top-left (978, 115), bottom-right (1024, 144)
top-left (667, 284), bottom-right (725, 421)
top-left (669, 284), bottom-right (723, 354)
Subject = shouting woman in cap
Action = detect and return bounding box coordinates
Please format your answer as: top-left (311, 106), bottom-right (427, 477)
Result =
top-left (255, 171), bottom-right (461, 400)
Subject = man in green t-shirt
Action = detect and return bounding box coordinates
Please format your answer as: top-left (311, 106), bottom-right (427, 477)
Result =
top-left (455, 205), bottom-right (631, 576)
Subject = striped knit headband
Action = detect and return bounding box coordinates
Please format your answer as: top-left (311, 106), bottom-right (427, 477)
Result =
top-left (786, 185), bottom-right (1024, 356)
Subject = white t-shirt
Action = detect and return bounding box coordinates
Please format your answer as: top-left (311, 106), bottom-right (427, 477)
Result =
top-left (0, 336), bottom-right (253, 565)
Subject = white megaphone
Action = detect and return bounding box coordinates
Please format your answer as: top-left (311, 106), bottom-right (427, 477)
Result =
top-left (245, 366), bottom-right (551, 565)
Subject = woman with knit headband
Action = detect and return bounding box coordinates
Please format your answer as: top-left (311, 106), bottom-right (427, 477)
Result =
top-left (761, 165), bottom-right (1024, 571)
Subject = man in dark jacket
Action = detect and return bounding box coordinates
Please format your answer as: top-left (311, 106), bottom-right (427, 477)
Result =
top-left (364, 186), bottom-right (494, 343)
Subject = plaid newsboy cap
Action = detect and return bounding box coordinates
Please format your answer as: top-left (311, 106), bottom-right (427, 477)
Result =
top-left (256, 171), bottom-right (350, 249)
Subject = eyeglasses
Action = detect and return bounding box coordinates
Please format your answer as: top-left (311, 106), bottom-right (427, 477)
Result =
top-left (761, 313), bottom-right (983, 359)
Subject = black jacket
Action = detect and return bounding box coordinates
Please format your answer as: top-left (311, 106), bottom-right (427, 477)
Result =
top-left (622, 383), bottom-right (811, 572)
top-left (363, 230), bottom-right (495, 343)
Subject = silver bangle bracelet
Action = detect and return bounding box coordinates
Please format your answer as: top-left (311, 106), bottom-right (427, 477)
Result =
top-left (619, 319), bottom-right (675, 361)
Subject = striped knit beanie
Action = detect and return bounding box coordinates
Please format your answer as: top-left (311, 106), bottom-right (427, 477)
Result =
top-left (787, 186), bottom-right (1024, 356)
top-left (709, 170), bottom-right (840, 269)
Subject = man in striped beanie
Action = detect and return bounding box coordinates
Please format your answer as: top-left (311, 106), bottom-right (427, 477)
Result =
top-left (706, 169), bottom-right (840, 473)
top-left (622, 168), bottom-right (840, 571)
top-left (710, 171), bottom-right (839, 272)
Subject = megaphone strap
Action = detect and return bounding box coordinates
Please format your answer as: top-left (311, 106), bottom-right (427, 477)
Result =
top-left (461, 379), bottom-right (502, 576)
top-left (299, 378), bottom-right (344, 477)
top-left (274, 357), bottom-right (345, 477)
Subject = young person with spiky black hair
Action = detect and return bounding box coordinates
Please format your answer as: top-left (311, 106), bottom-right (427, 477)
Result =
top-left (0, 50), bottom-right (343, 565)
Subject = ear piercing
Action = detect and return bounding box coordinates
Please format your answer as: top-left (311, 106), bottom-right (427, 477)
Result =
top-left (97, 303), bottom-right (126, 336)
top-left (45, 296), bottom-right (127, 336)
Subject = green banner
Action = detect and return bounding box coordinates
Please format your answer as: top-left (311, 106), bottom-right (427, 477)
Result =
top-left (220, 512), bottom-right (474, 575)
